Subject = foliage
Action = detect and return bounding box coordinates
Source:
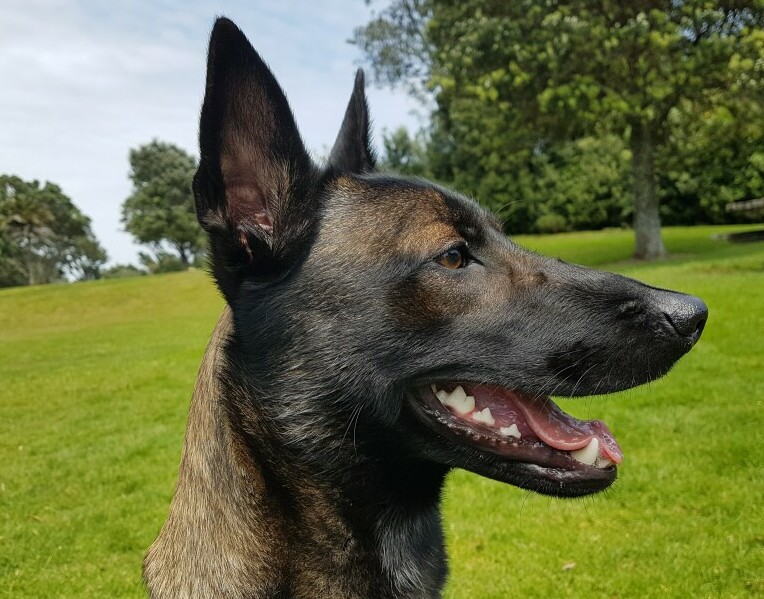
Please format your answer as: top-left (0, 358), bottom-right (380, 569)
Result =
top-left (354, 0), bottom-right (432, 97)
top-left (1, 225), bottom-right (762, 597)
top-left (356, 0), bottom-right (764, 258)
top-left (660, 98), bottom-right (764, 224)
top-left (0, 175), bottom-right (107, 286)
top-left (380, 129), bottom-right (633, 234)
top-left (101, 263), bottom-right (147, 279)
top-left (535, 212), bottom-right (569, 234)
top-left (378, 126), bottom-right (432, 177)
top-left (0, 231), bottom-right (25, 287)
top-left (532, 135), bottom-right (633, 232)
top-left (138, 250), bottom-right (190, 274)
top-left (121, 141), bottom-right (204, 267)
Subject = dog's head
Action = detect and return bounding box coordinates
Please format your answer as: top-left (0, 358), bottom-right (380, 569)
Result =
top-left (193, 19), bottom-right (707, 498)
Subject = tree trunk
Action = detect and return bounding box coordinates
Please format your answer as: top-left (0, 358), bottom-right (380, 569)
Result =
top-left (178, 245), bottom-right (190, 268)
top-left (630, 121), bottom-right (667, 260)
top-left (25, 230), bottom-right (36, 286)
top-left (26, 259), bottom-right (35, 286)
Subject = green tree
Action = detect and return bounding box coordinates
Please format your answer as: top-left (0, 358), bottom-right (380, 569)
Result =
top-left (659, 98), bottom-right (764, 224)
top-left (531, 135), bottom-right (632, 232)
top-left (379, 127), bottom-right (431, 176)
top-left (102, 263), bottom-right (147, 279)
top-left (121, 141), bottom-right (204, 267)
top-left (355, 1), bottom-right (764, 259)
top-left (0, 232), bottom-right (25, 287)
top-left (138, 250), bottom-right (187, 274)
top-left (0, 175), bottom-right (107, 286)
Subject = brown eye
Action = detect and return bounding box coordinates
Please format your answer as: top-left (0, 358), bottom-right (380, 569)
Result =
top-left (437, 247), bottom-right (466, 269)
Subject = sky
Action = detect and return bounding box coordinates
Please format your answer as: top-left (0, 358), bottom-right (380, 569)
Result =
top-left (1, 0), bottom-right (422, 265)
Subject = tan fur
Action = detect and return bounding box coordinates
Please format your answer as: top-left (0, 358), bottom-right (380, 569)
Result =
top-left (144, 308), bottom-right (412, 598)
top-left (144, 308), bottom-right (283, 598)
top-left (318, 178), bottom-right (458, 262)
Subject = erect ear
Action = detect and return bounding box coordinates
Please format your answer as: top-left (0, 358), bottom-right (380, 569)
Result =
top-left (193, 18), bottom-right (317, 299)
top-left (328, 69), bottom-right (376, 174)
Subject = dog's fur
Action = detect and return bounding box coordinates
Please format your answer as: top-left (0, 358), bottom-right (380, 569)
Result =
top-left (144, 18), bottom-right (707, 599)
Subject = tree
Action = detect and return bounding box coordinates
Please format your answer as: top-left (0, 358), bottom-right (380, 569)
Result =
top-left (102, 263), bottom-right (147, 279)
top-left (138, 250), bottom-right (187, 274)
top-left (530, 135), bottom-right (632, 232)
top-left (355, 1), bottom-right (764, 259)
top-left (122, 141), bottom-right (204, 267)
top-left (0, 175), bottom-right (107, 286)
top-left (379, 126), bottom-right (432, 176)
top-left (659, 98), bottom-right (764, 224)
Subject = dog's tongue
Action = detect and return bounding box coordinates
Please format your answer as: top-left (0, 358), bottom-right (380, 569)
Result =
top-left (466, 385), bottom-right (623, 463)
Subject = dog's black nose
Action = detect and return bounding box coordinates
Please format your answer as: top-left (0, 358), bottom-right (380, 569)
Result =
top-left (658, 292), bottom-right (708, 344)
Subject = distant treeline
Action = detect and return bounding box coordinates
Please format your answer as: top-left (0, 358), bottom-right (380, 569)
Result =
top-left (0, 141), bottom-right (205, 288)
top-left (3, 2), bottom-right (763, 287)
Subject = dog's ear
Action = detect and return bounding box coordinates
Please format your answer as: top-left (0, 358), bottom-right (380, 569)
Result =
top-left (193, 18), bottom-right (317, 300)
top-left (328, 69), bottom-right (375, 174)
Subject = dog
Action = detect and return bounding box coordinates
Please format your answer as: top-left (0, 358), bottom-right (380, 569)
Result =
top-left (143, 17), bottom-right (708, 599)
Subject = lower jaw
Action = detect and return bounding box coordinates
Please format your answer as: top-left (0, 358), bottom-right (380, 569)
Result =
top-left (408, 399), bottom-right (617, 497)
top-left (473, 459), bottom-right (617, 498)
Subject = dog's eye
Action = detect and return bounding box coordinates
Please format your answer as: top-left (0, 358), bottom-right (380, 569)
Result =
top-left (436, 247), bottom-right (467, 270)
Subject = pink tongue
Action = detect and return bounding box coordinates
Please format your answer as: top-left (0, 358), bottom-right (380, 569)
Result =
top-left (468, 385), bottom-right (623, 464)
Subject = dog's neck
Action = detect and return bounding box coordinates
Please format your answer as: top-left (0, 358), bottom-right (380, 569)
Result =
top-left (144, 308), bottom-right (448, 599)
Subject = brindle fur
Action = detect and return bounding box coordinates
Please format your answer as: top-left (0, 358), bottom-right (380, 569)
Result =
top-left (144, 18), bottom-right (707, 598)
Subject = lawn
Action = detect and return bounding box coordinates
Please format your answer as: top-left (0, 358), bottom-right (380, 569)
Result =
top-left (1, 224), bottom-right (762, 598)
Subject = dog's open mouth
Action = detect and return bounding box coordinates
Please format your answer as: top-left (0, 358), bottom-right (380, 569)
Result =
top-left (413, 383), bottom-right (623, 487)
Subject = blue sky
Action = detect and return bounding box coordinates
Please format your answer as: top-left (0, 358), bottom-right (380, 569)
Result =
top-left (1, 0), bottom-right (421, 265)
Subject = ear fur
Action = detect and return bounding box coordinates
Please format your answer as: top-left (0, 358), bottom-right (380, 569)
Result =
top-left (328, 69), bottom-right (376, 174)
top-left (193, 18), bottom-right (318, 298)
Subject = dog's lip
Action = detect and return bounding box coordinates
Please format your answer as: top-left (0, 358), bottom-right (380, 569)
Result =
top-left (409, 382), bottom-right (622, 474)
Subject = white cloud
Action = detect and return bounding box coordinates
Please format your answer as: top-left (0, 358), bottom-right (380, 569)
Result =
top-left (0, 0), bottom-right (422, 265)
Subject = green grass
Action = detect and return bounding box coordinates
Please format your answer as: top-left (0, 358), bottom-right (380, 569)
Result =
top-left (1, 224), bottom-right (763, 598)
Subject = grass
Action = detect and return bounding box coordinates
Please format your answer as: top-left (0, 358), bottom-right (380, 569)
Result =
top-left (1, 224), bottom-right (763, 598)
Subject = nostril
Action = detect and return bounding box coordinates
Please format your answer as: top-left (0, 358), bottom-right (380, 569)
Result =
top-left (691, 316), bottom-right (707, 343)
top-left (663, 295), bottom-right (708, 344)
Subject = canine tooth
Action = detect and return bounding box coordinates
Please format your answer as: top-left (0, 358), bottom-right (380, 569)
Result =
top-left (471, 407), bottom-right (495, 426)
top-left (500, 424), bottom-right (521, 439)
top-left (595, 456), bottom-right (614, 469)
top-left (438, 385), bottom-right (475, 416)
top-left (431, 384), bottom-right (438, 394)
top-left (570, 438), bottom-right (599, 466)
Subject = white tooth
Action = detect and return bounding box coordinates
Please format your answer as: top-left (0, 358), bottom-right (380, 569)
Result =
top-left (461, 395), bottom-right (476, 414)
top-left (431, 384), bottom-right (438, 395)
top-left (595, 456), bottom-right (614, 469)
top-left (570, 438), bottom-right (599, 466)
top-left (500, 424), bottom-right (521, 439)
top-left (471, 407), bottom-right (495, 426)
top-left (449, 385), bottom-right (467, 404)
top-left (438, 385), bottom-right (475, 416)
